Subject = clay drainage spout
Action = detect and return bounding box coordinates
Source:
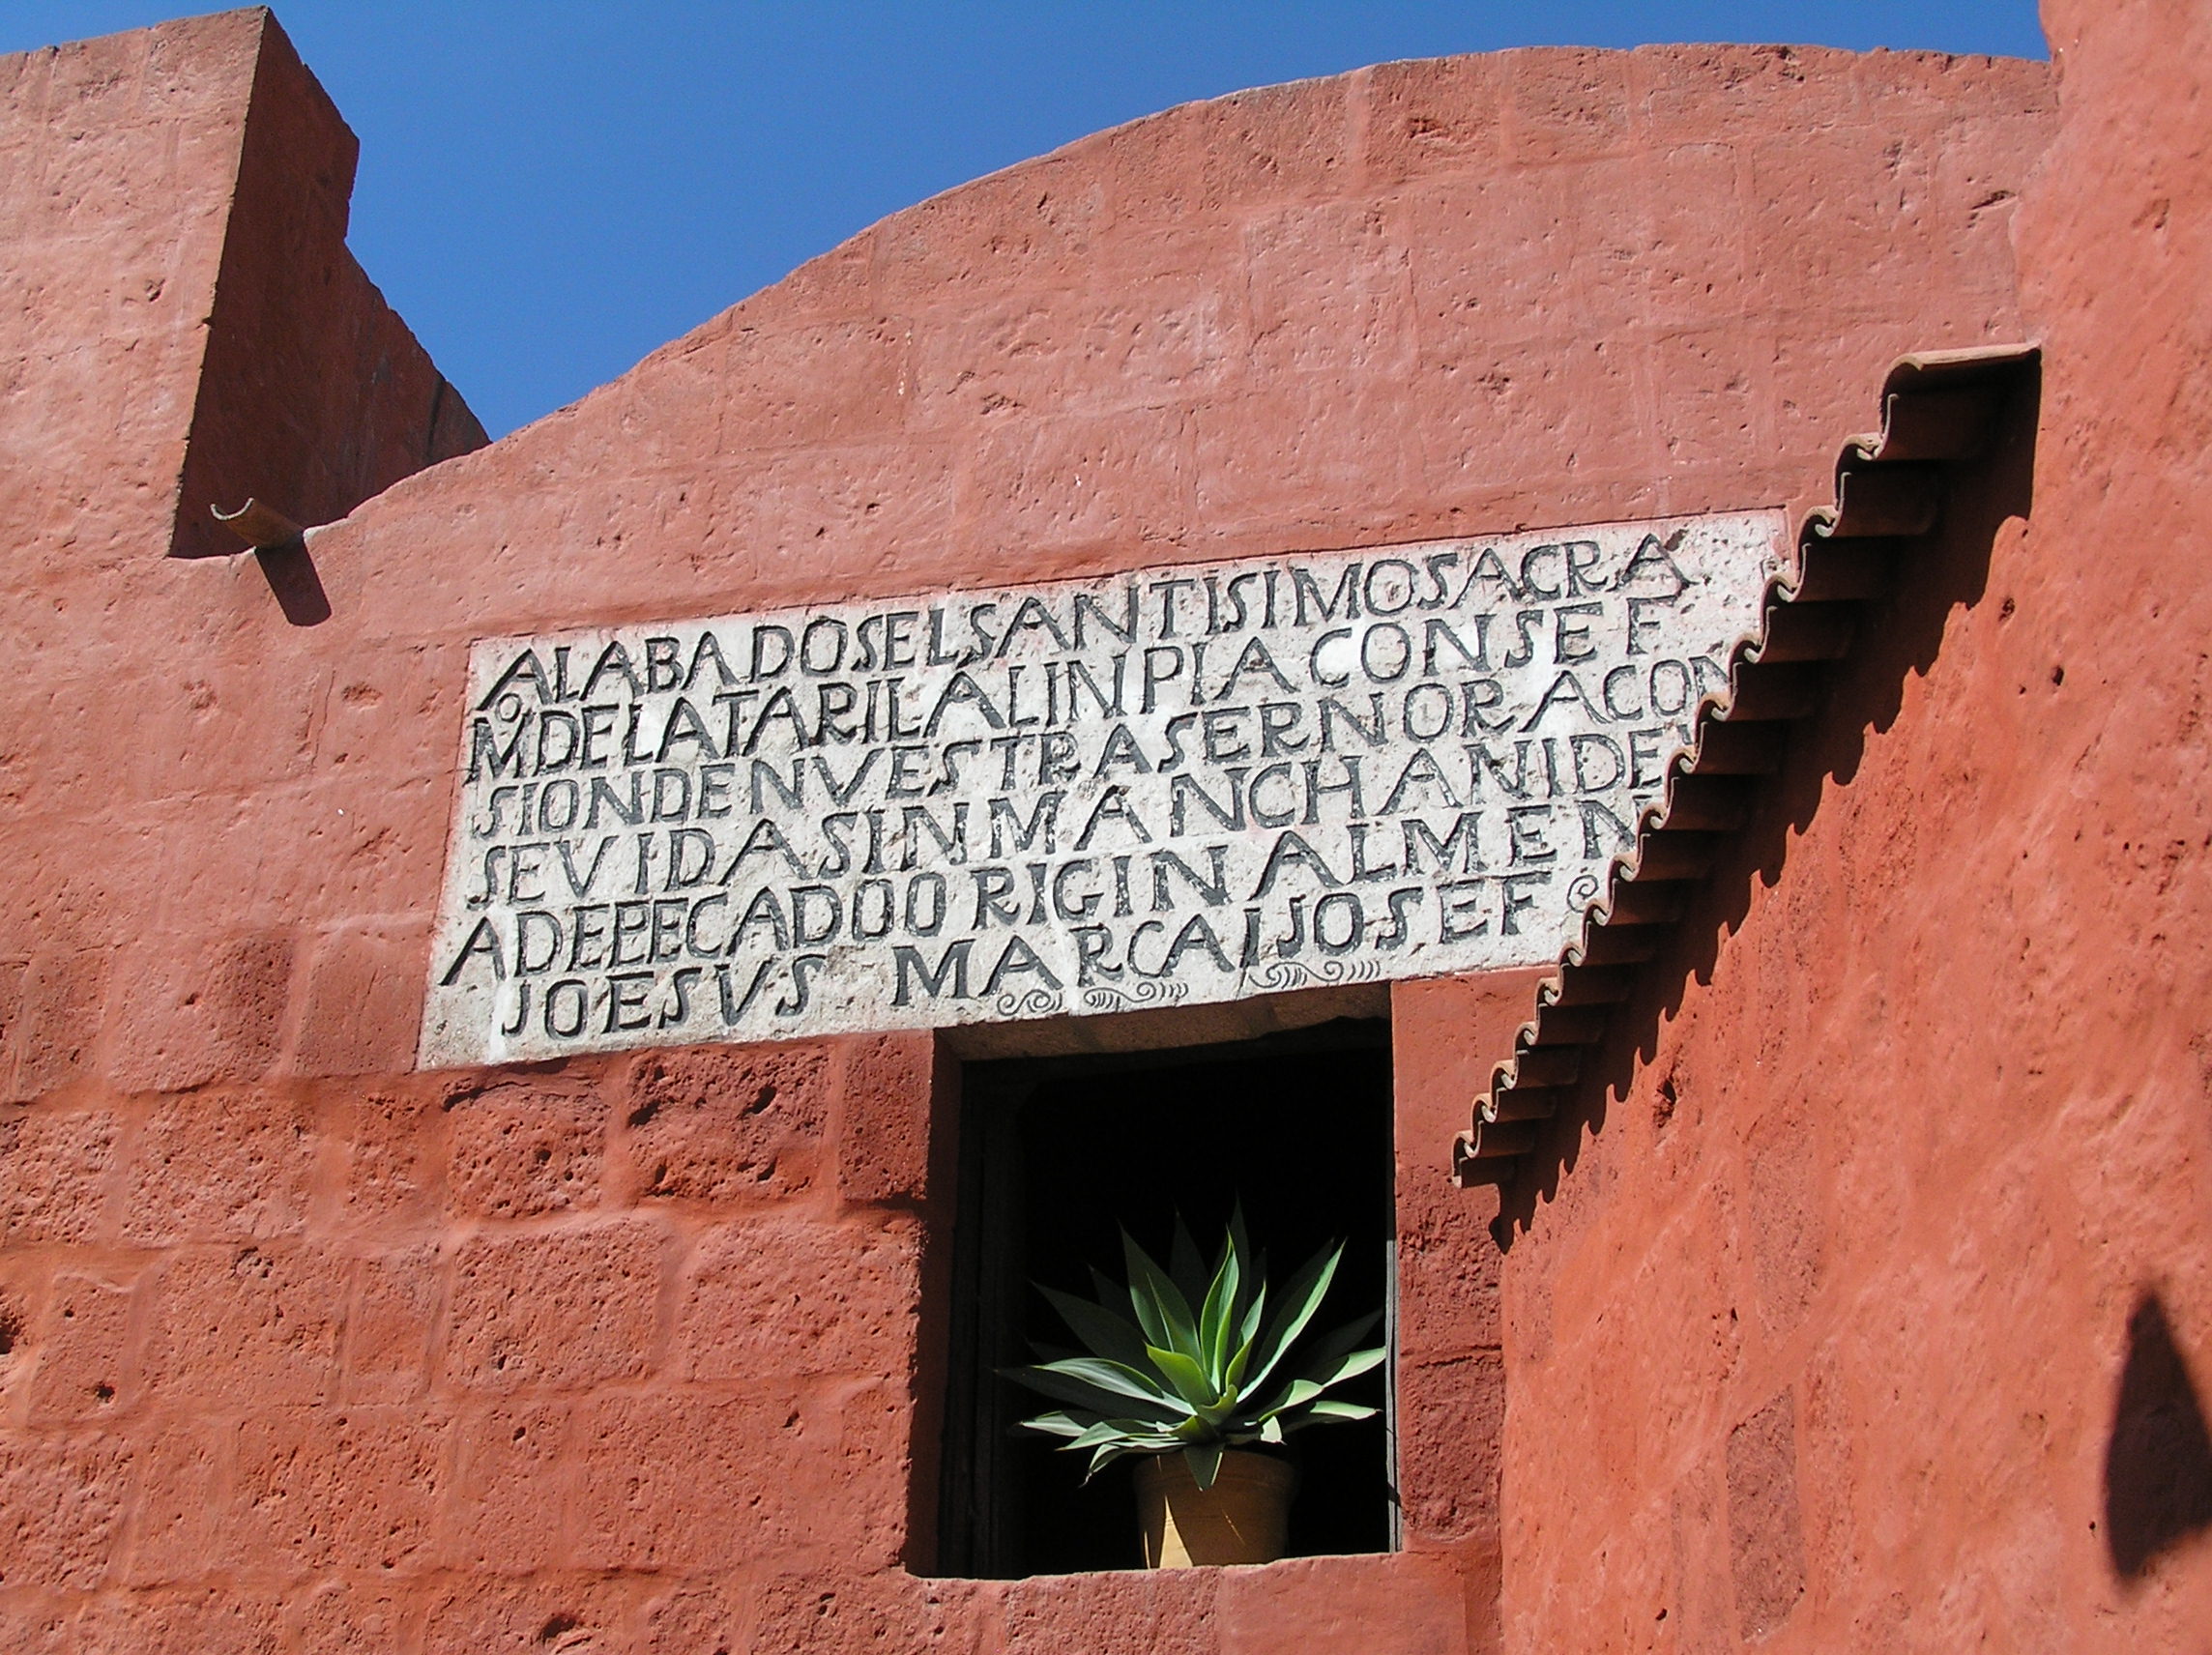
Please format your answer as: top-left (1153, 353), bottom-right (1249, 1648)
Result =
top-left (210, 498), bottom-right (331, 626)
top-left (211, 497), bottom-right (304, 550)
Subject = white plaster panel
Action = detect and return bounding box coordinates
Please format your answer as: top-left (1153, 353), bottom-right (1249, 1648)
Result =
top-left (421, 511), bottom-right (1788, 1065)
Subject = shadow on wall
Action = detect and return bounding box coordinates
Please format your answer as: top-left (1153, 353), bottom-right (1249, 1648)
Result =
top-left (1491, 361), bottom-right (2041, 1241)
top-left (255, 540), bottom-right (332, 626)
top-left (2106, 1291), bottom-right (2212, 1580)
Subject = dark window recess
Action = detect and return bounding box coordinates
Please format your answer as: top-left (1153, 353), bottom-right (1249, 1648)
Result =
top-left (936, 1019), bottom-right (1396, 1578)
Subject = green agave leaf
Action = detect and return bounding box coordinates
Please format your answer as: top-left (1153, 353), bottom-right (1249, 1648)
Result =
top-left (1228, 1202), bottom-right (1255, 1287)
top-left (1008, 1357), bottom-right (1186, 1423)
top-left (1146, 1345), bottom-right (1221, 1414)
top-left (1168, 1213), bottom-right (1209, 1309)
top-left (1224, 1289), bottom-right (1267, 1393)
top-left (1065, 1417), bottom-right (1184, 1453)
top-left (1260, 1415), bottom-right (1285, 1446)
top-left (1037, 1283), bottom-right (1152, 1369)
top-left (1033, 1354), bottom-right (1185, 1406)
top-left (1016, 1410), bottom-right (1093, 1439)
top-left (1085, 1441), bottom-right (1136, 1482)
top-left (1282, 1401), bottom-right (1380, 1435)
top-left (1122, 1231), bottom-right (1201, 1359)
top-left (1302, 1399), bottom-right (1378, 1422)
top-left (1237, 1321), bottom-right (1385, 1427)
top-left (1183, 1438), bottom-right (1226, 1492)
top-left (1197, 1241), bottom-right (1242, 1387)
top-left (1300, 1343), bottom-right (1386, 1392)
top-left (1239, 1239), bottom-right (1344, 1397)
top-left (1289, 1311), bottom-right (1382, 1382)
top-left (1248, 1376), bottom-right (1324, 1422)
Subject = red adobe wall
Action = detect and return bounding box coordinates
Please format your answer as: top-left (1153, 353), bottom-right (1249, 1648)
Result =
top-left (0, 15), bottom-right (2062, 1653)
top-left (1490, 2), bottom-right (2212, 1648)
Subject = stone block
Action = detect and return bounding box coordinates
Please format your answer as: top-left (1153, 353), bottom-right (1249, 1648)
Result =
top-left (787, 1379), bottom-right (919, 1569)
top-left (74, 1588), bottom-right (286, 1655)
top-left (833, 1031), bottom-right (941, 1205)
top-left (1188, 376), bottom-right (1415, 536)
top-left (1395, 1194), bottom-right (1502, 1362)
top-left (24, 1271), bottom-right (137, 1425)
top-left (291, 922), bottom-right (425, 1077)
top-left (120, 1090), bottom-right (317, 1244)
top-left (639, 1578), bottom-right (751, 1654)
top-left (1217, 1552), bottom-right (1470, 1655)
top-left (1640, 324), bottom-right (1768, 468)
top-left (910, 274), bottom-right (1241, 428)
top-left (1000, 1566), bottom-right (1219, 1655)
top-left (570, 1391), bottom-right (800, 1570)
top-left (0, 1589), bottom-right (73, 1655)
top-left (141, 1244), bottom-right (346, 1408)
top-left (420, 1574), bottom-right (633, 1655)
top-left (335, 1087), bottom-right (445, 1228)
top-left (0, 961), bottom-right (20, 1089)
top-left (0, 1105), bottom-right (118, 1244)
top-left (1393, 170), bottom-right (1580, 365)
top-left (1569, 148), bottom-right (1754, 337)
top-left (958, 402), bottom-right (1194, 560)
top-left (118, 1418), bottom-right (228, 1585)
top-left (1241, 200), bottom-right (1417, 381)
top-left (676, 1212), bottom-right (918, 1381)
top-left (0, 1436), bottom-right (131, 1589)
top-left (441, 1399), bottom-right (572, 1573)
top-left (1363, 55), bottom-right (1510, 187)
top-left (445, 1077), bottom-right (606, 1219)
top-left (698, 438), bottom-right (960, 601)
top-left (3, 951), bottom-right (107, 1101)
top-left (1501, 46), bottom-right (1636, 164)
top-left (747, 1569), bottom-right (984, 1654)
top-left (1745, 123), bottom-right (1940, 304)
top-left (717, 317), bottom-right (916, 453)
top-left (102, 930), bottom-right (299, 1094)
top-left (1409, 334), bottom-right (1653, 498)
top-left (1726, 1390), bottom-right (1806, 1640)
top-left (112, 661), bottom-right (321, 804)
top-left (874, 153), bottom-right (1103, 305)
top-left (1745, 1101), bottom-right (1825, 1339)
top-left (1398, 1351), bottom-right (1505, 1546)
top-left (0, 1269), bottom-right (29, 1406)
top-left (442, 1221), bottom-right (665, 1392)
top-left (229, 1405), bottom-right (448, 1576)
top-left (289, 1579), bottom-right (419, 1655)
top-left (1090, 77), bottom-right (1353, 225)
top-left (624, 1042), bottom-right (830, 1205)
top-left (339, 1243), bottom-right (439, 1403)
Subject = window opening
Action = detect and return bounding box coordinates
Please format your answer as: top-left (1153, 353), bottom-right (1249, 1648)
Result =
top-left (936, 1017), bottom-right (1395, 1578)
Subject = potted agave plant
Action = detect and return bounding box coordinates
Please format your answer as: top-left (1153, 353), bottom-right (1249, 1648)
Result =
top-left (1006, 1209), bottom-right (1384, 1568)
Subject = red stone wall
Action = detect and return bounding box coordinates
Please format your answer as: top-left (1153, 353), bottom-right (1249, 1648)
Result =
top-left (0, 15), bottom-right (2066, 1653)
top-left (1490, 3), bottom-right (2212, 1648)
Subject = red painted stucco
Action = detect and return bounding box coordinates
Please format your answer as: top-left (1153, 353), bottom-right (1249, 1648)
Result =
top-left (4, 1), bottom-right (2201, 1649)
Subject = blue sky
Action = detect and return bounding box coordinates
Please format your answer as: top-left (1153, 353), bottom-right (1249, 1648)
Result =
top-left (8, 4), bottom-right (2047, 436)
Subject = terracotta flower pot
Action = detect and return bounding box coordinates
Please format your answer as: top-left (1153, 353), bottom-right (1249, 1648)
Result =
top-left (1134, 1449), bottom-right (1297, 1568)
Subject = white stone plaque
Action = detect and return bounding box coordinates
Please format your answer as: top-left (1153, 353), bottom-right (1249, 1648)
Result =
top-left (420, 511), bottom-right (1788, 1064)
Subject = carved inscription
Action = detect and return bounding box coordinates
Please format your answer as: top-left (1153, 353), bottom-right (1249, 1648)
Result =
top-left (421, 512), bottom-right (1787, 1063)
